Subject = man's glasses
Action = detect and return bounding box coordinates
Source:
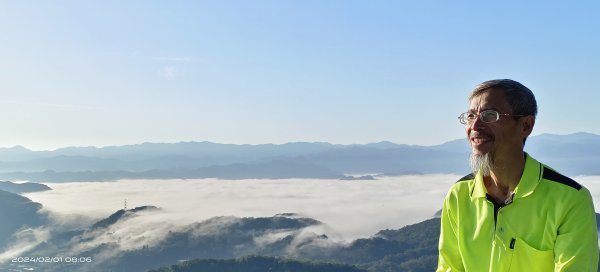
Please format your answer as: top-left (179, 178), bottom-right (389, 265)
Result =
top-left (458, 109), bottom-right (525, 125)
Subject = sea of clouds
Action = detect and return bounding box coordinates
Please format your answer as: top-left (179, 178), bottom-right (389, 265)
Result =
top-left (6, 175), bottom-right (600, 264)
top-left (23, 175), bottom-right (462, 241)
top-left (23, 175), bottom-right (600, 241)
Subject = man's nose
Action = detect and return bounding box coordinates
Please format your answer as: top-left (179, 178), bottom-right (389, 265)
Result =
top-left (469, 114), bottom-right (485, 130)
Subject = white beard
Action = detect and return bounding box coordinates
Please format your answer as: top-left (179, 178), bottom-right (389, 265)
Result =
top-left (470, 151), bottom-right (496, 177)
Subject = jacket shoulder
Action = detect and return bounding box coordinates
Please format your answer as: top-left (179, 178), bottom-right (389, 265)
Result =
top-left (541, 166), bottom-right (582, 191)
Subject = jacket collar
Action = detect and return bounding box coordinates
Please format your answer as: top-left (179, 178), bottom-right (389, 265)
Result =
top-left (471, 153), bottom-right (542, 199)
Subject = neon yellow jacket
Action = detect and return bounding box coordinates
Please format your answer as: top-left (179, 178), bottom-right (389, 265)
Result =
top-left (437, 154), bottom-right (598, 271)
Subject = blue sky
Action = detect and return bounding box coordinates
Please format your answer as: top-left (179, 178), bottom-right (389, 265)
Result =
top-left (1, 1), bottom-right (599, 150)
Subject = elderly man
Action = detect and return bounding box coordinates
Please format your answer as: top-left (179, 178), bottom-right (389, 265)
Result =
top-left (437, 79), bottom-right (598, 271)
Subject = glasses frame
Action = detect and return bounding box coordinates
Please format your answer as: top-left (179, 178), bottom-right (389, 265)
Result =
top-left (458, 109), bottom-right (525, 125)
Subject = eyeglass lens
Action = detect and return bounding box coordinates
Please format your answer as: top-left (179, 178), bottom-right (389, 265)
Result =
top-left (480, 111), bottom-right (499, 122)
top-left (460, 110), bottom-right (499, 124)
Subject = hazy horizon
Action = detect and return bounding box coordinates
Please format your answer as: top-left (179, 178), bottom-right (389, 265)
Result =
top-left (1, 131), bottom-right (596, 152)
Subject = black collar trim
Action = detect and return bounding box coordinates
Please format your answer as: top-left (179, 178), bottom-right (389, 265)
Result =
top-left (542, 167), bottom-right (582, 191)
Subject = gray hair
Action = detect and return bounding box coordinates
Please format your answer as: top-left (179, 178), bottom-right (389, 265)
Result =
top-left (469, 79), bottom-right (538, 118)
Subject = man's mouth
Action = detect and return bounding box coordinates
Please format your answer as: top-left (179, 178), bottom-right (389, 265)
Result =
top-left (470, 133), bottom-right (494, 145)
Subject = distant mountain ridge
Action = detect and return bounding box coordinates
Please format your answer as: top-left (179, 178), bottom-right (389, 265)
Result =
top-left (0, 132), bottom-right (598, 182)
top-left (0, 181), bottom-right (51, 194)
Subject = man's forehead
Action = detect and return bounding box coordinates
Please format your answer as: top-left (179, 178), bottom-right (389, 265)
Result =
top-left (468, 89), bottom-right (510, 109)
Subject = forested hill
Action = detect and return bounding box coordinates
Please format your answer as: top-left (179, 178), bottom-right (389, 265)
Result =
top-left (147, 255), bottom-right (367, 272)
top-left (146, 218), bottom-right (441, 272)
top-left (3, 199), bottom-right (599, 272)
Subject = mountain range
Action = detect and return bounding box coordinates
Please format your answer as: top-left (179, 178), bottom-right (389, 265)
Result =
top-left (0, 132), bottom-right (598, 182)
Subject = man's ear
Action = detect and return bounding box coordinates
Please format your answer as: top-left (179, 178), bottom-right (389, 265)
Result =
top-left (520, 116), bottom-right (535, 138)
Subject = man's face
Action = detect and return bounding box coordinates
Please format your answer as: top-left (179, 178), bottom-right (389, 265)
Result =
top-left (466, 89), bottom-right (525, 159)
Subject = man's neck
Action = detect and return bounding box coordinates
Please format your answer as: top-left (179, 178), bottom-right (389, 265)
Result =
top-left (484, 151), bottom-right (526, 203)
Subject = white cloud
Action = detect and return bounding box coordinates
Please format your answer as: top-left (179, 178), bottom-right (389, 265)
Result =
top-left (16, 175), bottom-right (600, 263)
top-left (0, 228), bottom-right (50, 263)
top-left (66, 209), bottom-right (176, 260)
top-left (253, 229), bottom-right (298, 249)
top-left (24, 175), bottom-right (458, 240)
